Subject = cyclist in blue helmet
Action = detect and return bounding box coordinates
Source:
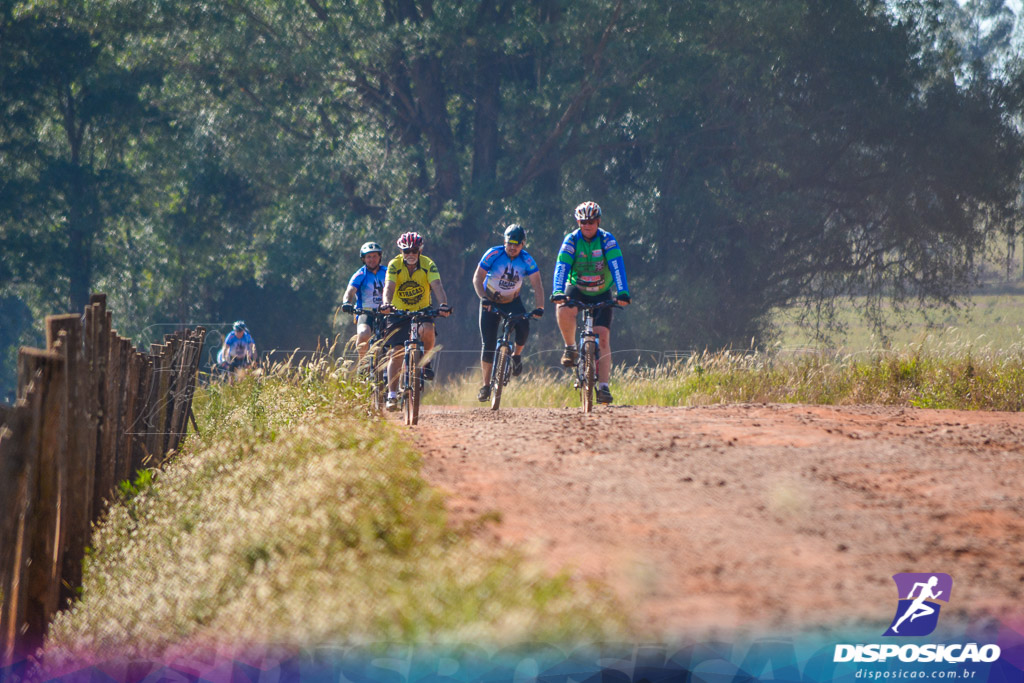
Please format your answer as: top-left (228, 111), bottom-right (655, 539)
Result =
top-left (341, 241), bottom-right (386, 361)
top-left (218, 320), bottom-right (257, 374)
top-left (472, 224), bottom-right (545, 402)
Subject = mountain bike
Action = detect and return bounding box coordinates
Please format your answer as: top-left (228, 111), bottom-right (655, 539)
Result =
top-left (563, 298), bottom-right (622, 413)
top-left (351, 308), bottom-right (388, 410)
top-left (384, 308), bottom-right (447, 425)
top-left (486, 308), bottom-right (541, 411)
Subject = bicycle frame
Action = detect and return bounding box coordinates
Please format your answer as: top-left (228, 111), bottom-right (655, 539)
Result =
top-left (564, 299), bottom-right (620, 413)
top-left (352, 308), bottom-right (388, 410)
top-left (385, 308), bottom-right (442, 425)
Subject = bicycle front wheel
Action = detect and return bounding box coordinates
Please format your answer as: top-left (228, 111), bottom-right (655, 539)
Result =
top-left (370, 345), bottom-right (386, 411)
top-left (490, 345), bottom-right (510, 411)
top-left (404, 347), bottom-right (421, 426)
top-left (580, 341), bottom-right (597, 413)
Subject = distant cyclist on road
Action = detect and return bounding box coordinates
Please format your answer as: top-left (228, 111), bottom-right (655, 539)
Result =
top-left (472, 224), bottom-right (545, 402)
top-left (341, 241), bottom-right (386, 362)
top-left (380, 232), bottom-right (452, 411)
top-left (217, 320), bottom-right (257, 374)
top-left (550, 201), bottom-right (631, 405)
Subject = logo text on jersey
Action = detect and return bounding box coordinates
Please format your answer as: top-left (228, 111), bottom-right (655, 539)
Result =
top-left (398, 281), bottom-right (425, 305)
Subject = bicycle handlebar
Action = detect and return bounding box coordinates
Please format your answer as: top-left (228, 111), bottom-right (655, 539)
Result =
top-left (351, 307), bottom-right (388, 317)
top-left (488, 308), bottom-right (541, 322)
top-left (383, 307), bottom-right (449, 322)
top-left (561, 298), bottom-right (624, 311)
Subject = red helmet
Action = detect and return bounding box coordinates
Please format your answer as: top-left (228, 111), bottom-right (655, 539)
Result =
top-left (396, 232), bottom-right (424, 251)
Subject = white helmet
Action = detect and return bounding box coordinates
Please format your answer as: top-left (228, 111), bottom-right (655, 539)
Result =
top-left (574, 201), bottom-right (602, 221)
top-left (360, 241), bottom-right (383, 259)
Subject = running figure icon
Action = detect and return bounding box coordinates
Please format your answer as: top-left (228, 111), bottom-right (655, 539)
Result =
top-left (883, 572), bottom-right (952, 637)
top-left (891, 576), bottom-right (942, 634)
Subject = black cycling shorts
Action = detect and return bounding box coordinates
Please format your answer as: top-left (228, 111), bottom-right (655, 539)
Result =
top-left (479, 298), bottom-right (530, 363)
top-left (562, 287), bottom-right (614, 329)
top-left (381, 312), bottom-right (432, 349)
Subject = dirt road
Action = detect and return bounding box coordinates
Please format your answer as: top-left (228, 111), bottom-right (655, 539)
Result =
top-left (401, 403), bottom-right (1024, 638)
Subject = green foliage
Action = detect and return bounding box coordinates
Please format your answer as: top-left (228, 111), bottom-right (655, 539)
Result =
top-left (118, 468), bottom-right (155, 501)
top-left (2, 0), bottom-right (1023, 397)
top-left (46, 361), bottom-right (623, 659)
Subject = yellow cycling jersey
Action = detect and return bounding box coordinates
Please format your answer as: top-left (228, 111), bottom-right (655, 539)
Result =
top-left (385, 254), bottom-right (441, 311)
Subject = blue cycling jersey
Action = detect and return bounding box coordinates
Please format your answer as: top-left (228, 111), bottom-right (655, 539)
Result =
top-left (479, 246), bottom-right (539, 301)
top-left (347, 265), bottom-right (387, 308)
top-left (220, 330), bottom-right (255, 363)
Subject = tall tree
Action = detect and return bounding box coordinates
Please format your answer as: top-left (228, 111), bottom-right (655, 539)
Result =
top-left (0, 1), bottom-right (162, 313)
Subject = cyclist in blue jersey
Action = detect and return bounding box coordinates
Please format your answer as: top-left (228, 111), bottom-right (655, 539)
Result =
top-left (550, 201), bottom-right (631, 405)
top-left (472, 224), bottom-right (545, 402)
top-left (217, 320), bottom-right (258, 372)
top-left (341, 241), bottom-right (387, 361)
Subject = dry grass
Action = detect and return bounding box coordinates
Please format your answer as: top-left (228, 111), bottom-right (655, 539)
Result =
top-left (44, 355), bottom-right (623, 664)
top-left (429, 332), bottom-right (1024, 411)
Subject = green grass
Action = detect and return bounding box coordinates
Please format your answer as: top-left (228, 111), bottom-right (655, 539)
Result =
top-left (44, 359), bottom-right (624, 662)
top-left (429, 333), bottom-right (1024, 411)
top-left (773, 282), bottom-right (1024, 350)
top-left (424, 284), bottom-right (1024, 411)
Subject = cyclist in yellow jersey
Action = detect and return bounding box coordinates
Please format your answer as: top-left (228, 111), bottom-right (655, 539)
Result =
top-left (380, 231), bottom-right (451, 410)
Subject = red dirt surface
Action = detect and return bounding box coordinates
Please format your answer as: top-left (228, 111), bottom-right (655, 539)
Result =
top-left (399, 403), bottom-right (1024, 638)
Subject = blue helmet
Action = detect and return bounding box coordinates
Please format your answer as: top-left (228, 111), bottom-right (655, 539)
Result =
top-left (233, 320), bottom-right (246, 332)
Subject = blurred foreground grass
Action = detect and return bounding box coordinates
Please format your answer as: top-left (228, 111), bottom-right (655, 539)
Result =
top-left (45, 359), bottom-right (623, 662)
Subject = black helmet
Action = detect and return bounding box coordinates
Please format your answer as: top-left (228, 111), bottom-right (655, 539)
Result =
top-left (503, 224), bottom-right (526, 245)
top-left (233, 320), bottom-right (246, 332)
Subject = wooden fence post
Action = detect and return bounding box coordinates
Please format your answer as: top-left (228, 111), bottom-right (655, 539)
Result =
top-left (2, 292), bottom-right (210, 664)
top-left (168, 335), bottom-right (193, 453)
top-left (18, 348), bottom-right (67, 652)
top-left (146, 344), bottom-right (167, 463)
top-left (113, 337), bottom-right (134, 488)
top-left (160, 337), bottom-right (181, 458)
top-left (119, 348), bottom-right (141, 482)
top-left (88, 299), bottom-right (110, 521)
top-left (0, 372), bottom-right (43, 664)
top-left (46, 315), bottom-right (89, 606)
top-left (131, 357), bottom-right (153, 472)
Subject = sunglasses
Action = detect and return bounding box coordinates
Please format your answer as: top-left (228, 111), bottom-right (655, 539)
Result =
top-left (402, 248), bottom-right (419, 254)
top-left (579, 219), bottom-right (598, 225)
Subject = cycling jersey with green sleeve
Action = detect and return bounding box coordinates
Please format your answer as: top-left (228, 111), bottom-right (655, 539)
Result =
top-left (551, 228), bottom-right (630, 296)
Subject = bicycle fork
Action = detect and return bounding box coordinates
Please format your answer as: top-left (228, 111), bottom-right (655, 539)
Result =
top-left (492, 320), bottom-right (514, 387)
top-left (574, 316), bottom-right (598, 389)
top-left (403, 339), bottom-right (424, 392)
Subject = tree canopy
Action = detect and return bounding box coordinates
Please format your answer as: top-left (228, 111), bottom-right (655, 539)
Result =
top-left (1, 0), bottom-right (1022, 393)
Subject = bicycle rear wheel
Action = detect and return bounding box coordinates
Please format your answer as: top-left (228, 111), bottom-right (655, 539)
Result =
top-left (580, 340), bottom-right (596, 413)
top-left (490, 345), bottom-right (510, 411)
top-left (404, 347), bottom-right (421, 425)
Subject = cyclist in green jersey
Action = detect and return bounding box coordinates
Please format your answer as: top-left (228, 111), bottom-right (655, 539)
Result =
top-left (550, 201), bottom-right (631, 405)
